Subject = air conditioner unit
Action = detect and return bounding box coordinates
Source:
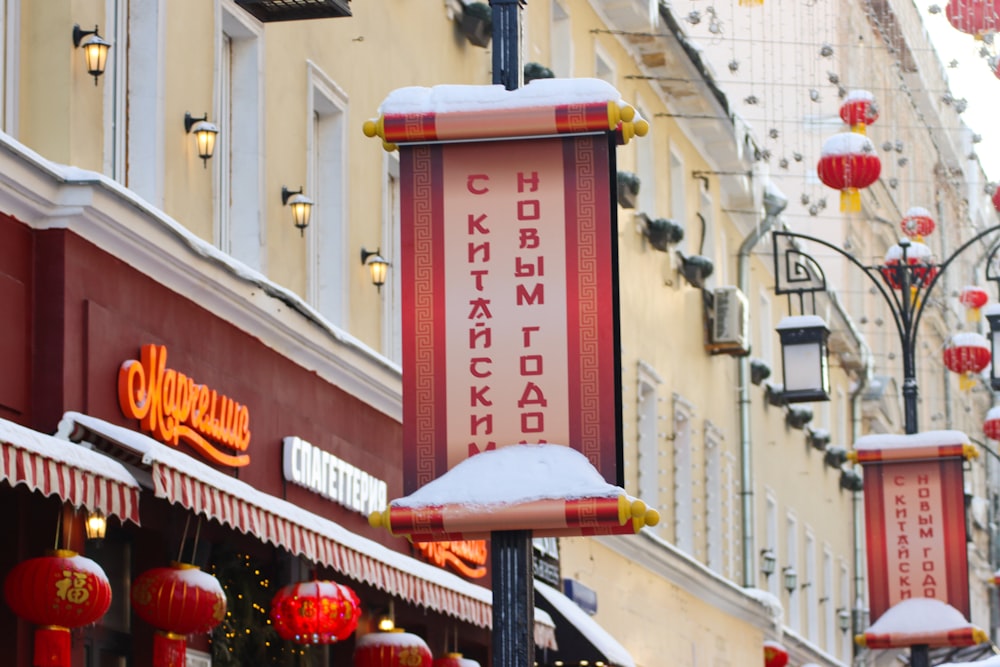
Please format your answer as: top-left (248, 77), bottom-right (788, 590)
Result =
top-left (709, 286), bottom-right (749, 355)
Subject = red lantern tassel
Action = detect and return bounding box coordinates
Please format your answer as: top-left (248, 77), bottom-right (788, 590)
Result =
top-left (152, 631), bottom-right (187, 667)
top-left (34, 626), bottom-right (71, 667)
top-left (840, 187), bottom-right (861, 212)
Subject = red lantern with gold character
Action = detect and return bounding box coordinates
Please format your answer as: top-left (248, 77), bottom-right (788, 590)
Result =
top-left (433, 653), bottom-right (481, 667)
top-left (840, 90), bottom-right (878, 134)
top-left (946, 0), bottom-right (1000, 38)
top-left (354, 629), bottom-right (433, 667)
top-left (3, 549), bottom-right (112, 667)
top-left (899, 206), bottom-right (935, 241)
top-left (763, 640), bottom-right (789, 667)
top-left (131, 563), bottom-right (226, 667)
top-left (270, 579), bottom-right (361, 644)
top-left (817, 133), bottom-right (881, 212)
top-left (984, 406), bottom-right (1000, 440)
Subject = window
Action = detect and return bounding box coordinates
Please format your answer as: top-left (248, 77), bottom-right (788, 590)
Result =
top-left (786, 514), bottom-right (799, 630)
top-left (126, 0), bottom-right (161, 204)
top-left (704, 422), bottom-right (723, 571)
top-left (840, 560), bottom-right (851, 660)
top-left (635, 102), bottom-right (655, 216)
top-left (594, 45), bottom-right (614, 85)
top-left (758, 289), bottom-right (773, 364)
top-left (636, 361), bottom-right (662, 512)
top-left (805, 531), bottom-right (818, 640)
top-left (550, 0), bottom-right (572, 78)
top-left (823, 548), bottom-right (835, 654)
top-left (381, 153), bottom-right (402, 363)
top-left (672, 394), bottom-right (695, 552)
top-left (103, 0), bottom-right (127, 184)
top-left (218, 6), bottom-right (263, 271)
top-left (765, 493), bottom-right (778, 596)
top-left (306, 63), bottom-right (348, 328)
top-left (669, 149), bottom-right (686, 253)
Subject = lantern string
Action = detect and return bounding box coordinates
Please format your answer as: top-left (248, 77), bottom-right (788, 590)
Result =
top-left (177, 514), bottom-right (192, 563)
top-left (53, 507), bottom-right (62, 551)
top-left (190, 515), bottom-right (203, 564)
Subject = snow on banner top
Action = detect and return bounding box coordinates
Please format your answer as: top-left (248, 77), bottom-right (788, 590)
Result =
top-left (857, 598), bottom-right (987, 650)
top-left (363, 78), bottom-right (648, 148)
top-left (850, 429), bottom-right (977, 464)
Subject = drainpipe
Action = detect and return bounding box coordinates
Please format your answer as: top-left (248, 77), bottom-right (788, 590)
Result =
top-left (738, 181), bottom-right (786, 588)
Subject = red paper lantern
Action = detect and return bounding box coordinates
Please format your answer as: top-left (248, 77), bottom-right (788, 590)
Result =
top-left (946, 0), bottom-right (1000, 37)
top-left (984, 407), bottom-right (1000, 440)
top-left (993, 184), bottom-right (1000, 212)
top-left (763, 640), bottom-right (789, 667)
top-left (270, 579), bottom-right (361, 644)
top-left (354, 630), bottom-right (433, 667)
top-left (880, 242), bottom-right (938, 290)
top-left (433, 653), bottom-right (481, 667)
top-left (817, 133), bottom-right (881, 212)
top-left (3, 549), bottom-right (112, 667)
top-left (942, 332), bottom-right (991, 376)
top-left (131, 563), bottom-right (226, 667)
top-left (899, 206), bottom-right (935, 240)
top-left (840, 90), bottom-right (878, 133)
top-left (960, 285), bottom-right (990, 322)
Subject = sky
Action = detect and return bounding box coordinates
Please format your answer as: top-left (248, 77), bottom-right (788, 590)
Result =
top-left (918, 0), bottom-right (1000, 183)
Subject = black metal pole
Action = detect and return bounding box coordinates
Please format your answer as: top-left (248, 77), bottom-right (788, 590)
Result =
top-left (911, 644), bottom-right (930, 667)
top-left (491, 0), bottom-right (523, 91)
top-left (488, 4), bottom-right (534, 667)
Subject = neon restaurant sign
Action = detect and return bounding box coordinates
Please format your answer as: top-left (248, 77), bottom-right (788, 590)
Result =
top-left (118, 344), bottom-right (251, 467)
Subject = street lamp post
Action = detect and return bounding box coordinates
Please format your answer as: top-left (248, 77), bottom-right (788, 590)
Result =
top-left (771, 224), bottom-right (1000, 667)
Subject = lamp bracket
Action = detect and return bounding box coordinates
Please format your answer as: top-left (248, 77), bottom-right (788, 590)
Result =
top-left (73, 24), bottom-right (99, 47)
top-left (282, 186), bottom-right (304, 205)
top-left (361, 247), bottom-right (383, 266)
top-left (185, 112), bottom-right (209, 134)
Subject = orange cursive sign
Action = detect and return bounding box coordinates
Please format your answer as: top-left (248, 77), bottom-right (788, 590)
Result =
top-left (118, 344), bottom-right (251, 467)
top-left (413, 540), bottom-right (487, 579)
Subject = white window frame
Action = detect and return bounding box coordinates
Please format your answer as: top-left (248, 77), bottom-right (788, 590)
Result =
top-left (0, 0), bottom-right (17, 136)
top-left (381, 152), bottom-right (402, 363)
top-left (704, 421), bottom-right (723, 571)
top-left (636, 360), bottom-right (662, 512)
top-left (124, 0), bottom-right (164, 206)
top-left (550, 0), bottom-right (572, 78)
top-left (672, 393), bottom-right (695, 553)
top-left (305, 61), bottom-right (348, 328)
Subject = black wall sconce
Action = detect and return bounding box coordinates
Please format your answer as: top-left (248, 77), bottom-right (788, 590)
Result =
top-left (361, 248), bottom-right (390, 292)
top-left (782, 566), bottom-right (798, 594)
top-left (678, 253), bottom-right (714, 289)
top-left (281, 186), bottom-right (314, 235)
top-left (617, 171), bottom-right (641, 209)
top-left (638, 213), bottom-right (684, 253)
top-left (73, 24), bottom-right (112, 85)
top-left (823, 446), bottom-right (848, 468)
top-left (760, 548), bottom-right (776, 578)
top-left (85, 508), bottom-right (107, 541)
top-left (184, 113), bottom-right (219, 168)
top-left (806, 426), bottom-right (831, 450)
top-left (785, 405), bottom-right (814, 430)
top-left (750, 358), bottom-right (772, 386)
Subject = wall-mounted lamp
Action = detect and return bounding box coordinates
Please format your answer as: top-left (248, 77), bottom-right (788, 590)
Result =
top-left (776, 315), bottom-right (831, 403)
top-left (760, 548), bottom-right (776, 578)
top-left (72, 24), bottom-right (112, 85)
top-left (361, 248), bottom-right (390, 293)
top-left (281, 186), bottom-right (314, 236)
top-left (782, 566), bottom-right (798, 594)
top-left (836, 607), bottom-right (851, 634)
top-left (184, 112), bottom-right (219, 168)
top-left (85, 508), bottom-right (107, 541)
top-left (377, 600), bottom-right (395, 631)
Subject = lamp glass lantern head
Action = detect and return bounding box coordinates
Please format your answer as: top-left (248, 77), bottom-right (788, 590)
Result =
top-left (184, 112), bottom-right (219, 168)
top-left (837, 607), bottom-right (851, 633)
top-left (760, 548), bottom-right (776, 578)
top-left (361, 248), bottom-right (390, 292)
top-left (73, 25), bottom-right (111, 85)
top-left (85, 508), bottom-right (107, 541)
top-left (281, 186), bottom-right (314, 235)
top-left (776, 315), bottom-right (830, 403)
top-left (782, 566), bottom-right (798, 594)
top-left (985, 304), bottom-right (1000, 391)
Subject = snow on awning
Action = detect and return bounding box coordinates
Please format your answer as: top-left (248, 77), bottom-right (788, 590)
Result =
top-left (534, 579), bottom-right (635, 667)
top-left (55, 411), bottom-right (557, 643)
top-left (0, 416), bottom-right (140, 524)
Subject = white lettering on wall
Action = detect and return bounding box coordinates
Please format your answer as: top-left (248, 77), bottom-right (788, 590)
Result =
top-left (282, 436), bottom-right (388, 516)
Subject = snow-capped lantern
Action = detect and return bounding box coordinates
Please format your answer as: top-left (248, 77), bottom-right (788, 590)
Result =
top-left (354, 630), bottom-right (433, 667)
top-left (880, 241), bottom-right (938, 290)
top-left (984, 405), bottom-right (1000, 440)
top-left (946, 0), bottom-right (1000, 38)
top-left (839, 90), bottom-right (878, 134)
top-left (942, 332), bottom-right (991, 391)
top-left (817, 133), bottom-right (881, 212)
top-left (270, 579), bottom-right (361, 645)
top-left (764, 640), bottom-right (789, 667)
top-left (3, 550), bottom-right (112, 667)
top-left (899, 206), bottom-right (935, 241)
top-left (959, 285), bottom-right (989, 321)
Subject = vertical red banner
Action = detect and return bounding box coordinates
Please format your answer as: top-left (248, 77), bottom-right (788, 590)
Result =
top-left (861, 456), bottom-right (970, 622)
top-left (400, 135), bottom-right (622, 495)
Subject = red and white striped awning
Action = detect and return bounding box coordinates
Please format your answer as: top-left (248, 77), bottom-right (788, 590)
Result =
top-left (0, 417), bottom-right (140, 524)
top-left (56, 412), bottom-right (557, 645)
